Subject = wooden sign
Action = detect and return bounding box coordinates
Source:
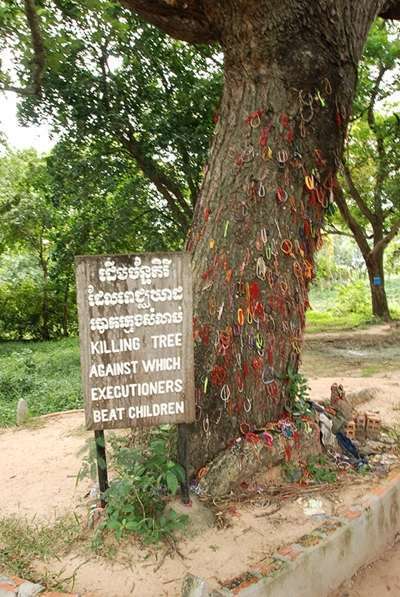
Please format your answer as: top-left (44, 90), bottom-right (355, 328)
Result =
top-left (75, 252), bottom-right (195, 430)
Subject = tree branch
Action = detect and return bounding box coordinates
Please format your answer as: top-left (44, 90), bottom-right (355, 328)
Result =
top-left (334, 184), bottom-right (372, 258)
top-left (119, 129), bottom-right (192, 233)
top-left (371, 217), bottom-right (400, 256)
top-left (1, 0), bottom-right (46, 97)
top-left (24, 0), bottom-right (46, 95)
top-left (176, 141), bottom-right (200, 206)
top-left (324, 223), bottom-right (354, 238)
top-left (380, 0), bottom-right (400, 20)
top-left (119, 0), bottom-right (220, 44)
top-left (341, 161), bottom-right (375, 224)
top-left (367, 64), bottom-right (388, 219)
top-left (93, 46), bottom-right (192, 234)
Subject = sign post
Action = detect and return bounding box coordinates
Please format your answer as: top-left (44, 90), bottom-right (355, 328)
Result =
top-left (75, 252), bottom-right (195, 505)
top-left (94, 429), bottom-right (108, 507)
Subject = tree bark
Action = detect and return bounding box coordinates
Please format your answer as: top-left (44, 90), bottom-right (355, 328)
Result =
top-left (39, 244), bottom-right (51, 341)
top-left (183, 1), bottom-right (373, 475)
top-left (335, 184), bottom-right (392, 321)
top-left (41, 262), bottom-right (50, 341)
top-left (120, 0), bottom-right (393, 475)
top-left (62, 281), bottom-right (70, 337)
top-left (366, 247), bottom-right (390, 320)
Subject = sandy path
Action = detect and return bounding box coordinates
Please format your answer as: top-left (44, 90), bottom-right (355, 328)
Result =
top-left (331, 540), bottom-right (400, 596)
top-left (0, 411), bottom-right (92, 520)
top-left (0, 409), bottom-right (378, 597)
top-left (305, 323), bottom-right (400, 343)
top-left (308, 375), bottom-right (400, 426)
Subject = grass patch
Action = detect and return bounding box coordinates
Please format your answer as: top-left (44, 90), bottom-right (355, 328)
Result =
top-left (0, 337), bottom-right (82, 427)
top-left (0, 514), bottom-right (83, 587)
top-left (307, 276), bottom-right (400, 334)
top-left (361, 364), bottom-right (383, 377)
top-left (305, 311), bottom-right (374, 333)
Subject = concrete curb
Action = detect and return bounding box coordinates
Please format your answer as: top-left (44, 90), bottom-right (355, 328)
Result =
top-left (0, 575), bottom-right (80, 597)
top-left (183, 470), bottom-right (400, 596)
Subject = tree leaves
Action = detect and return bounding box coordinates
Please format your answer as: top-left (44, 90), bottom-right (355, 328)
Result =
top-left (165, 470), bottom-right (179, 495)
top-left (1, 0), bottom-right (222, 229)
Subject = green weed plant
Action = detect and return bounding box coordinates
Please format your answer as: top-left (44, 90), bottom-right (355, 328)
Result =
top-left (84, 427), bottom-right (188, 545)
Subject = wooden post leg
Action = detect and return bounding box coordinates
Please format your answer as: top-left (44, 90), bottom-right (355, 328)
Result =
top-left (177, 423), bottom-right (190, 504)
top-left (94, 430), bottom-right (109, 508)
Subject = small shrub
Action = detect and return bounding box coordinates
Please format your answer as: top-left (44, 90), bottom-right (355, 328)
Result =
top-left (0, 279), bottom-right (42, 340)
top-left (282, 462), bottom-right (302, 483)
top-left (333, 280), bottom-right (371, 316)
top-left (89, 427), bottom-right (187, 545)
top-left (285, 367), bottom-right (312, 419)
top-left (307, 454), bottom-right (337, 484)
top-left (0, 349), bottom-right (37, 403)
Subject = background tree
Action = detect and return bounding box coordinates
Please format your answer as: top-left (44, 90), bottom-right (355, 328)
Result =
top-left (333, 21), bottom-right (400, 320)
top-left (47, 136), bottom-right (186, 335)
top-left (0, 143), bottom-right (183, 338)
top-left (0, 149), bottom-right (56, 339)
top-left (0, 0), bottom-right (222, 234)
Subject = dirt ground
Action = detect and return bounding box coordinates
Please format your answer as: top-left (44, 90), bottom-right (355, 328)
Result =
top-left (1, 324), bottom-right (400, 596)
top-left (331, 539), bottom-right (400, 597)
top-left (0, 408), bottom-right (375, 596)
top-left (302, 323), bottom-right (400, 426)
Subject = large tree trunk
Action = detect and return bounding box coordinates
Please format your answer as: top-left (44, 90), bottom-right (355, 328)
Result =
top-left (366, 246), bottom-right (391, 320)
top-left (120, 0), bottom-right (393, 476)
top-left (182, 2), bottom-right (376, 475)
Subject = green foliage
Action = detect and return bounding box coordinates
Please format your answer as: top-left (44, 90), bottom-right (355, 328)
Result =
top-left (0, 141), bottom-right (182, 339)
top-left (307, 276), bottom-right (400, 332)
top-left (282, 455), bottom-right (337, 485)
top-left (93, 428), bottom-right (187, 544)
top-left (1, 0), bottom-right (222, 233)
top-left (306, 455), bottom-right (337, 484)
top-left (0, 149), bottom-right (55, 253)
top-left (285, 367), bottom-right (312, 418)
top-left (0, 149), bottom-right (65, 339)
top-left (333, 280), bottom-right (371, 317)
top-left (314, 236), bottom-right (365, 286)
top-left (0, 338), bottom-right (82, 426)
top-left (0, 277), bottom-right (42, 340)
top-left (306, 310), bottom-right (373, 333)
top-left (281, 462), bottom-right (302, 483)
top-left (0, 0), bottom-right (222, 340)
top-left (385, 238), bottom-right (400, 276)
top-left (0, 252), bottom-right (75, 340)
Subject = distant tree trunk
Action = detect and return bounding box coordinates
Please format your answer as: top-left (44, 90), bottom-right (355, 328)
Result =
top-left (62, 281), bottom-right (70, 337)
top-left (366, 245), bottom-right (391, 320)
top-left (335, 186), bottom-right (392, 322)
top-left (41, 269), bottom-right (50, 340)
top-left (39, 245), bottom-right (50, 341)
